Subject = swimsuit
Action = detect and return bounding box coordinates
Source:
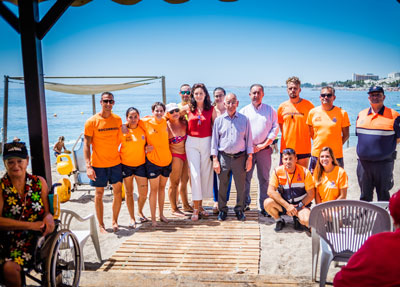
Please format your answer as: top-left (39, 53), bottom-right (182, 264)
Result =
top-left (169, 135), bottom-right (187, 161)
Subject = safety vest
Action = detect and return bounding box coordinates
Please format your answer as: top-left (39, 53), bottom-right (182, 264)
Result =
top-left (356, 106), bottom-right (400, 161)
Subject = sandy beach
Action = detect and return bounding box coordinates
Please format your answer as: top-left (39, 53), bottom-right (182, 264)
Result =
top-left (2, 146), bottom-right (399, 284)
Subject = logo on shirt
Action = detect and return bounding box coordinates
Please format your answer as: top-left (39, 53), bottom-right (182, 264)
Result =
top-left (314, 117), bottom-right (322, 122)
top-left (330, 181), bottom-right (337, 188)
top-left (332, 117), bottom-right (337, 123)
top-left (297, 174), bottom-right (302, 181)
top-left (141, 135), bottom-right (145, 140)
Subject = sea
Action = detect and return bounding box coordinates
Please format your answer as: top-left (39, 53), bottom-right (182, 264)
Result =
top-left (1, 84), bottom-right (400, 171)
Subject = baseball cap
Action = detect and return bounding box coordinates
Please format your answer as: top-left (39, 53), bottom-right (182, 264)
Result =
top-left (368, 86), bottom-right (384, 94)
top-left (3, 141), bottom-right (28, 160)
top-left (389, 190), bottom-right (400, 225)
top-left (166, 103), bottom-right (179, 113)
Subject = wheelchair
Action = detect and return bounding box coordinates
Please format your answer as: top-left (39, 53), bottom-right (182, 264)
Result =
top-left (1, 183), bottom-right (83, 287)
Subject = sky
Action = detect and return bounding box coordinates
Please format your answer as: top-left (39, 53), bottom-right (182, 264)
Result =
top-left (1, 0), bottom-right (400, 88)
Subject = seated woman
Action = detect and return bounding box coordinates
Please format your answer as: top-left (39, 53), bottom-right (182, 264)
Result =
top-left (166, 103), bottom-right (192, 217)
top-left (0, 141), bottom-right (55, 287)
top-left (314, 146), bottom-right (348, 204)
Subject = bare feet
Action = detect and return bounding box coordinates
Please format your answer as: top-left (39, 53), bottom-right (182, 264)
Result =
top-left (191, 209), bottom-right (199, 221)
top-left (199, 207), bottom-right (209, 217)
top-left (160, 215), bottom-right (169, 223)
top-left (112, 222), bottom-right (119, 233)
top-left (129, 220), bottom-right (136, 229)
top-left (171, 210), bottom-right (186, 217)
top-left (99, 224), bottom-right (108, 234)
top-left (152, 220), bottom-right (157, 227)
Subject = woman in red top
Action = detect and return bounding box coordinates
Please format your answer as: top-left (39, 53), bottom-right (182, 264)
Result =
top-left (185, 83), bottom-right (217, 221)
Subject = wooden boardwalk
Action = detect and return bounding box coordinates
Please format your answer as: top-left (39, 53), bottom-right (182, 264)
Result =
top-left (99, 176), bottom-right (261, 274)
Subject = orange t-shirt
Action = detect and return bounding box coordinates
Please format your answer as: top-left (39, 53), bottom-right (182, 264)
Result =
top-left (119, 126), bottom-right (146, 167)
top-left (314, 165), bottom-right (348, 203)
top-left (84, 113), bottom-right (122, 168)
top-left (306, 106), bottom-right (350, 158)
top-left (277, 99), bottom-right (314, 154)
top-left (139, 117), bottom-right (172, 167)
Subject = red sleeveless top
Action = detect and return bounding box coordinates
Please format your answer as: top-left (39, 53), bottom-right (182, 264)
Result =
top-left (187, 106), bottom-right (214, 138)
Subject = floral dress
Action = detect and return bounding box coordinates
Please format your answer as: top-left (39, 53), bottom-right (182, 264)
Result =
top-left (0, 173), bottom-right (45, 267)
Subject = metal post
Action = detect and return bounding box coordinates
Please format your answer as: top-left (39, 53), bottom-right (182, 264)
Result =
top-left (161, 76), bottom-right (166, 104)
top-left (18, 1), bottom-right (52, 184)
top-left (92, 94), bottom-right (96, 115)
top-left (1, 75), bottom-right (9, 154)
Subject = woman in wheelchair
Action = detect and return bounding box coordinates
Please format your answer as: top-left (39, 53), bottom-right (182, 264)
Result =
top-left (0, 141), bottom-right (55, 287)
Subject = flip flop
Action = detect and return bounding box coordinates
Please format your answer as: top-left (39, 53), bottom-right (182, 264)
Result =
top-left (139, 216), bottom-right (149, 223)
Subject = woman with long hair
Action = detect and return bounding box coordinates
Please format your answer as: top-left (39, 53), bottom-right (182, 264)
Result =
top-left (166, 103), bottom-right (192, 217)
top-left (186, 83), bottom-right (217, 221)
top-left (314, 146), bottom-right (348, 204)
top-left (139, 102), bottom-right (172, 227)
top-left (120, 107), bottom-right (149, 227)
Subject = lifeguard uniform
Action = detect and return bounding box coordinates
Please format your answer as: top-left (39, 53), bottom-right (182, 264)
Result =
top-left (356, 106), bottom-right (400, 201)
top-left (119, 125), bottom-right (147, 178)
top-left (314, 165), bottom-right (348, 203)
top-left (269, 164), bottom-right (314, 208)
top-left (278, 99), bottom-right (314, 158)
top-left (84, 113), bottom-right (122, 187)
top-left (139, 117), bottom-right (172, 179)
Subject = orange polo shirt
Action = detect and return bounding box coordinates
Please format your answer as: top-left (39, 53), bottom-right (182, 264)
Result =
top-left (119, 125), bottom-right (146, 167)
top-left (314, 165), bottom-right (348, 203)
top-left (306, 106), bottom-right (350, 158)
top-left (84, 113), bottom-right (122, 168)
top-left (139, 117), bottom-right (172, 167)
top-left (278, 99), bottom-right (314, 154)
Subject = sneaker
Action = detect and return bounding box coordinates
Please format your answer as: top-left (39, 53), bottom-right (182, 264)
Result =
top-left (274, 219), bottom-right (285, 232)
top-left (293, 216), bottom-right (302, 231)
top-left (244, 205), bottom-right (250, 212)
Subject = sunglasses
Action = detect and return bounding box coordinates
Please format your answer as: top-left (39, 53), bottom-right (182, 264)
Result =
top-left (198, 115), bottom-right (202, 126)
top-left (102, 99), bottom-right (115, 104)
top-left (320, 93), bottom-right (333, 98)
top-left (169, 108), bottom-right (180, 114)
top-left (180, 91), bottom-right (190, 95)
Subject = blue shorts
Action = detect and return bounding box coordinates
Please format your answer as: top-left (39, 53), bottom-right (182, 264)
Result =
top-left (122, 163), bottom-right (147, 178)
top-left (90, 164), bottom-right (123, 187)
top-left (145, 159), bottom-right (172, 179)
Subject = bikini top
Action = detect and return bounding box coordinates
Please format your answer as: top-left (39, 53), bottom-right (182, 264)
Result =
top-left (169, 134), bottom-right (187, 144)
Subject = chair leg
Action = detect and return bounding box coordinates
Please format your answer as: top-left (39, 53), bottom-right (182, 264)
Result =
top-left (319, 249), bottom-right (333, 287)
top-left (90, 216), bottom-right (102, 262)
top-left (312, 229), bottom-right (320, 282)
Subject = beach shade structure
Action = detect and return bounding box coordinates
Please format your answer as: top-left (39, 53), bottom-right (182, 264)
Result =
top-left (309, 200), bottom-right (391, 286)
top-left (0, 0), bottom-right (238, 185)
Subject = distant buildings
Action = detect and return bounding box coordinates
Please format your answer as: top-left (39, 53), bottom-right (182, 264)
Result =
top-left (388, 72), bottom-right (400, 79)
top-left (352, 73), bottom-right (379, 81)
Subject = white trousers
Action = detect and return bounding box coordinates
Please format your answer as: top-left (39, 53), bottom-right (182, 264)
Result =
top-left (185, 136), bottom-right (213, 201)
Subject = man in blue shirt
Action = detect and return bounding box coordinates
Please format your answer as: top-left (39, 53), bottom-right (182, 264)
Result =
top-left (211, 93), bottom-right (253, 221)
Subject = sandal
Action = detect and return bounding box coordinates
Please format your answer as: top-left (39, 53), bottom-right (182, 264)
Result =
top-left (171, 210), bottom-right (186, 217)
top-left (212, 202), bottom-right (219, 214)
top-left (199, 208), bottom-right (209, 217)
top-left (191, 209), bottom-right (199, 221)
top-left (139, 216), bottom-right (149, 223)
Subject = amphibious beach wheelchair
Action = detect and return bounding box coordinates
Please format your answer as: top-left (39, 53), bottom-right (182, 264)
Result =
top-left (0, 185), bottom-right (82, 287)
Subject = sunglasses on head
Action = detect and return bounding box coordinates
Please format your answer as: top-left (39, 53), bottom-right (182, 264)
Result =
top-left (320, 93), bottom-right (333, 98)
top-left (180, 91), bottom-right (190, 95)
top-left (169, 108), bottom-right (180, 114)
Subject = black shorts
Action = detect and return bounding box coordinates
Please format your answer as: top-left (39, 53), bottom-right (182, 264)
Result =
top-left (122, 163), bottom-right (147, 178)
top-left (145, 159), bottom-right (172, 179)
top-left (90, 164), bottom-right (123, 187)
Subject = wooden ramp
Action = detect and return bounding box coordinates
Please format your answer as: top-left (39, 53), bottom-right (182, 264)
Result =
top-left (99, 175), bottom-right (261, 274)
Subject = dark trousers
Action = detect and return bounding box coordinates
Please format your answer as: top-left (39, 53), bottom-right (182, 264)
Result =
top-left (217, 152), bottom-right (246, 213)
top-left (357, 158), bottom-right (395, 202)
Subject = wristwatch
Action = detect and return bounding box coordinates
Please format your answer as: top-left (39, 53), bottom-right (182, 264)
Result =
top-left (296, 202), bottom-right (304, 211)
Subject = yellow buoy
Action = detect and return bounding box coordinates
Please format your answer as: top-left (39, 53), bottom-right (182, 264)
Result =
top-left (81, 111), bottom-right (84, 114)
top-left (53, 113), bottom-right (57, 117)
top-left (57, 178), bottom-right (71, 203)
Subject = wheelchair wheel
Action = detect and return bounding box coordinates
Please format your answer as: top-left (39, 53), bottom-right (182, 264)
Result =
top-left (45, 229), bottom-right (82, 287)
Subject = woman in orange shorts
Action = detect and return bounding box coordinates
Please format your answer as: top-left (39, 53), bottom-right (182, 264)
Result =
top-left (120, 107), bottom-right (149, 227)
top-left (314, 146), bottom-right (348, 204)
top-left (166, 103), bottom-right (192, 217)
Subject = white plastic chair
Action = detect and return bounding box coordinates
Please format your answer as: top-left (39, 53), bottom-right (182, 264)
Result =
top-left (59, 209), bottom-right (102, 264)
top-left (309, 200), bottom-right (391, 286)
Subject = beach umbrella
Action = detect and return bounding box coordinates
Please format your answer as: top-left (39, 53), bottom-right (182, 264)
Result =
top-left (0, 0), bottom-right (238, 184)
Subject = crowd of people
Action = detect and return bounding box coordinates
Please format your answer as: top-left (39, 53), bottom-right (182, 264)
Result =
top-left (80, 77), bottom-right (399, 233)
top-left (1, 76), bottom-right (399, 286)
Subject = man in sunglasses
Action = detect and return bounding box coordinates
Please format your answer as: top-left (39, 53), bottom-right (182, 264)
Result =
top-left (306, 86), bottom-right (350, 174)
top-left (177, 84), bottom-right (191, 110)
top-left (84, 92), bottom-right (123, 233)
top-left (356, 86), bottom-right (400, 202)
top-left (211, 93), bottom-right (253, 221)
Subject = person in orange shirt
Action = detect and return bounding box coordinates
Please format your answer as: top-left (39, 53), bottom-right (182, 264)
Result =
top-left (314, 147), bottom-right (348, 204)
top-left (139, 102), bottom-right (172, 227)
top-left (119, 107), bottom-right (149, 227)
top-left (277, 76), bottom-right (314, 168)
top-left (264, 148), bottom-right (315, 232)
top-left (306, 86), bottom-right (350, 174)
top-left (84, 92), bottom-right (123, 233)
